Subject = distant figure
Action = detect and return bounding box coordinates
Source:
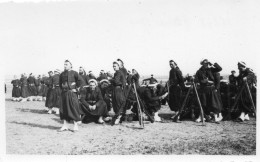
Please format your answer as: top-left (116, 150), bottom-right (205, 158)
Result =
top-left (5, 84), bottom-right (6, 93)
top-left (27, 73), bottom-right (37, 101)
top-left (97, 70), bottom-right (108, 82)
top-left (20, 73), bottom-right (29, 102)
top-left (88, 71), bottom-right (96, 80)
top-left (229, 70), bottom-right (237, 86)
top-left (143, 74), bottom-right (158, 84)
top-left (79, 66), bottom-right (90, 86)
top-left (11, 75), bottom-right (21, 101)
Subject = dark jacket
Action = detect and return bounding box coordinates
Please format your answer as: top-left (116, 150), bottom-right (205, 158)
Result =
top-left (80, 87), bottom-right (104, 107)
top-left (237, 68), bottom-right (256, 87)
top-left (11, 79), bottom-right (20, 87)
top-left (97, 74), bottom-right (108, 81)
top-left (79, 74), bottom-right (90, 86)
top-left (27, 76), bottom-right (36, 85)
top-left (229, 75), bottom-right (237, 85)
top-left (20, 77), bottom-right (28, 86)
top-left (142, 87), bottom-right (161, 108)
top-left (51, 74), bottom-right (60, 87)
top-left (196, 63), bottom-right (222, 88)
top-left (59, 70), bottom-right (84, 90)
top-left (35, 78), bottom-right (41, 87)
top-left (110, 70), bottom-right (126, 87)
top-left (169, 67), bottom-right (185, 89)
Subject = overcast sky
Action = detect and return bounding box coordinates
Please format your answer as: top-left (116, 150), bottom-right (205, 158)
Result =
top-left (1, 0), bottom-right (259, 78)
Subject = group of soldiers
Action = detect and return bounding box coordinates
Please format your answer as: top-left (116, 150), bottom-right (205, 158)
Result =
top-left (10, 58), bottom-right (257, 131)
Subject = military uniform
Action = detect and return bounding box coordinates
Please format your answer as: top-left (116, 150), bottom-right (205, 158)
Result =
top-left (80, 86), bottom-right (108, 120)
top-left (196, 63), bottom-right (223, 115)
top-left (59, 70), bottom-right (84, 121)
top-left (11, 79), bottom-right (21, 98)
top-left (168, 67), bottom-right (185, 112)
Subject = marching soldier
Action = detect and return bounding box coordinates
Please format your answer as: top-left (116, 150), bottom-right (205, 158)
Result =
top-left (195, 59), bottom-right (223, 122)
top-left (58, 60), bottom-right (84, 132)
top-left (168, 60), bottom-right (185, 122)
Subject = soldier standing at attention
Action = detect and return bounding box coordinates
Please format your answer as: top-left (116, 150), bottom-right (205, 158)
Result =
top-left (58, 60), bottom-right (84, 132)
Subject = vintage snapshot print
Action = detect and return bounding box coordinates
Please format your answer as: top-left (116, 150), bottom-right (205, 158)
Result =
top-left (0, 0), bottom-right (259, 161)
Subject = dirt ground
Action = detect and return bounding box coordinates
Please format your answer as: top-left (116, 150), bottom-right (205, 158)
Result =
top-left (5, 87), bottom-right (256, 155)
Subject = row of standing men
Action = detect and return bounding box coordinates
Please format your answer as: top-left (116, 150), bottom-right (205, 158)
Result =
top-left (10, 59), bottom-right (257, 131)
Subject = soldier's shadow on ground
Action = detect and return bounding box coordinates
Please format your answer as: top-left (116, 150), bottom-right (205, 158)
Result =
top-left (51, 118), bottom-right (63, 124)
top-left (16, 108), bottom-right (46, 114)
top-left (5, 98), bottom-right (13, 101)
top-left (9, 121), bottom-right (60, 130)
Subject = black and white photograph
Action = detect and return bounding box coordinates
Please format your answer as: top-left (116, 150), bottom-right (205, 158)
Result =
top-left (0, 0), bottom-right (259, 161)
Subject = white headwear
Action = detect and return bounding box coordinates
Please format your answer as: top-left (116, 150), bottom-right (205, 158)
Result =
top-left (238, 61), bottom-right (247, 67)
top-left (88, 79), bottom-right (98, 85)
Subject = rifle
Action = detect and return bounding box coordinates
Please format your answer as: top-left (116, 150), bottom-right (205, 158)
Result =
top-left (172, 85), bottom-right (192, 122)
top-left (133, 82), bottom-right (144, 128)
top-left (193, 81), bottom-right (205, 126)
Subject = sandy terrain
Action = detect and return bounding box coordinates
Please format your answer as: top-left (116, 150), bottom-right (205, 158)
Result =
top-left (5, 86), bottom-right (256, 155)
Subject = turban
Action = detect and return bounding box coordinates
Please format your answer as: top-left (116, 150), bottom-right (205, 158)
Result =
top-left (88, 79), bottom-right (98, 85)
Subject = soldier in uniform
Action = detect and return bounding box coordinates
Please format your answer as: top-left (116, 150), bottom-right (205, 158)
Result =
top-left (229, 70), bottom-right (237, 86)
top-left (35, 75), bottom-right (43, 101)
top-left (27, 73), bottom-right (37, 101)
top-left (80, 79), bottom-right (108, 124)
top-left (58, 60), bottom-right (84, 132)
top-left (88, 71), bottom-right (97, 80)
top-left (139, 82), bottom-right (168, 122)
top-left (168, 60), bottom-right (186, 122)
top-left (143, 74), bottom-right (158, 84)
top-left (40, 74), bottom-right (49, 101)
top-left (11, 75), bottom-right (21, 101)
top-left (79, 66), bottom-right (90, 86)
top-left (45, 71), bottom-right (54, 113)
top-left (235, 61), bottom-right (256, 122)
top-left (110, 61), bottom-right (127, 125)
top-left (97, 70), bottom-right (108, 82)
top-left (195, 59), bottom-right (223, 122)
top-left (20, 73), bottom-right (29, 102)
top-left (99, 79), bottom-right (113, 122)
